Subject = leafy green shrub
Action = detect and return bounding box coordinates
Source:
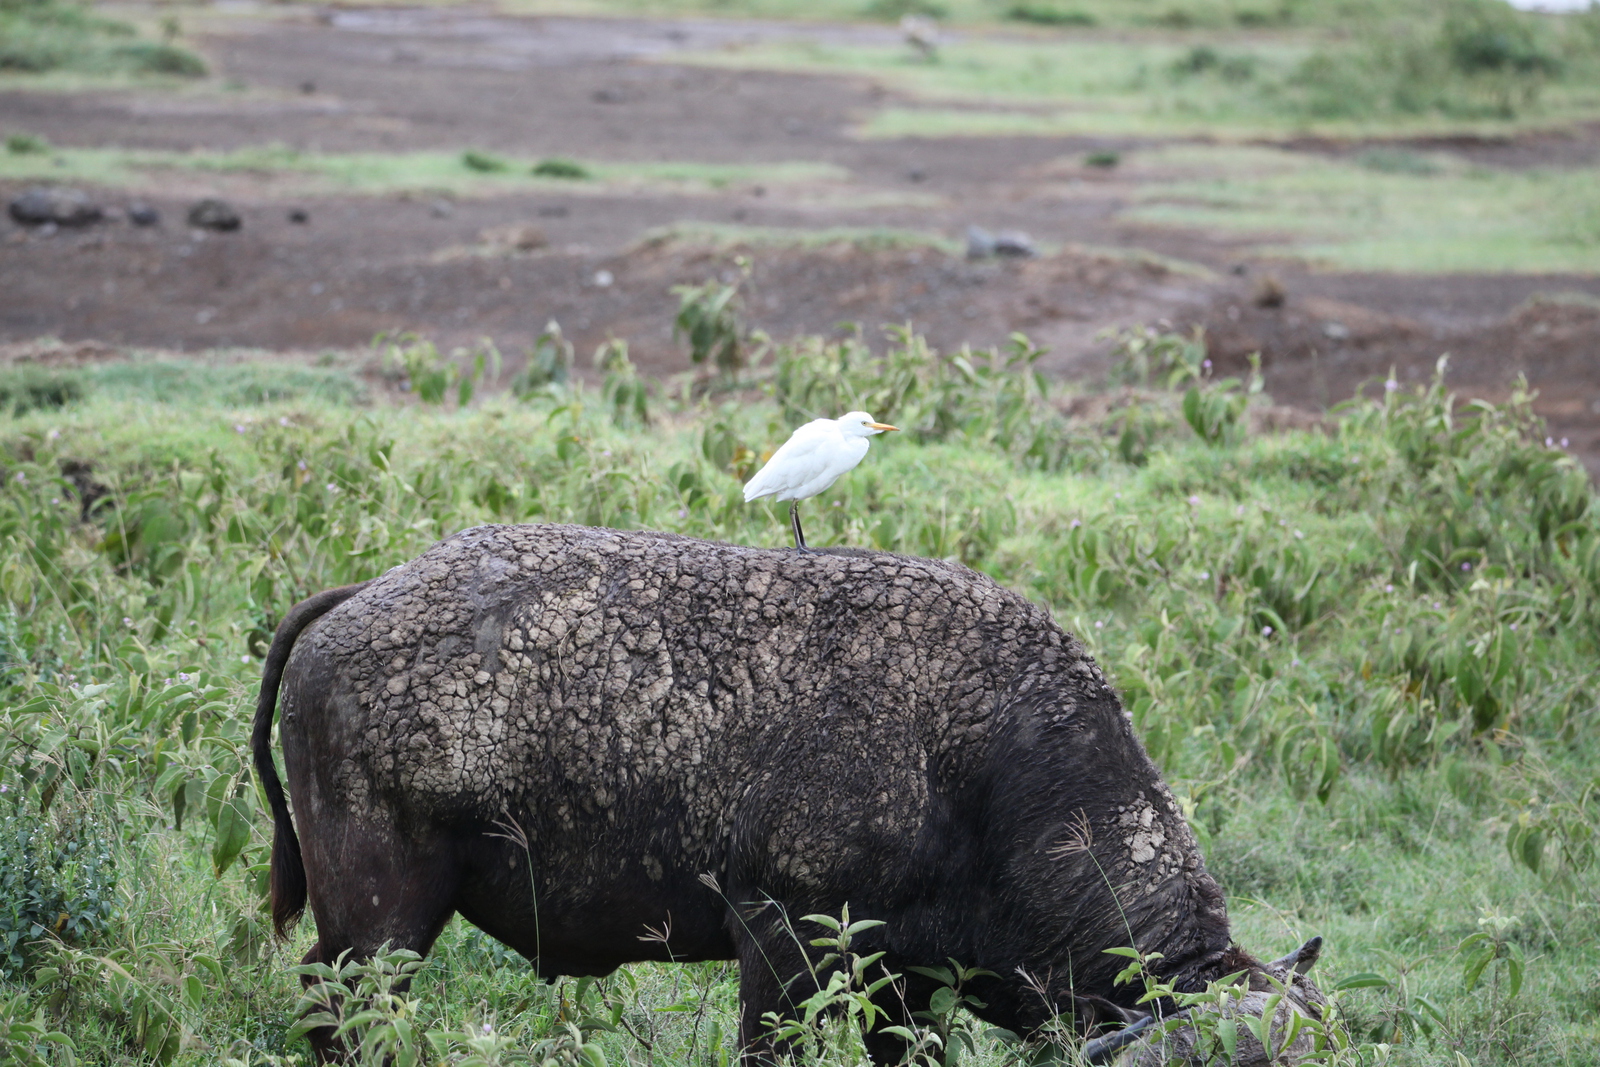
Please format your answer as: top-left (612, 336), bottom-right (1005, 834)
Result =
top-left (462, 149), bottom-right (509, 173)
top-left (0, 0), bottom-right (203, 77)
top-left (773, 327), bottom-right (1077, 470)
top-left (110, 41), bottom-right (205, 77)
top-left (673, 275), bottom-right (747, 379)
top-left (595, 339), bottom-right (650, 429)
top-left (1173, 44), bottom-right (1258, 82)
top-left (1108, 324), bottom-right (1207, 388)
top-left (510, 320), bottom-right (573, 398)
top-left (861, 0), bottom-right (947, 19)
top-left (1005, 3), bottom-right (1096, 27)
top-left (4, 132), bottom-right (48, 154)
top-left (531, 157), bottom-right (589, 180)
top-left (0, 796), bottom-right (117, 978)
top-left (0, 994), bottom-right (74, 1067)
top-left (0, 366), bottom-right (84, 416)
top-left (1442, 1), bottom-right (1559, 78)
top-left (1289, 1), bottom-right (1565, 119)
top-left (381, 335), bottom-right (500, 407)
top-left (1180, 354), bottom-right (1262, 447)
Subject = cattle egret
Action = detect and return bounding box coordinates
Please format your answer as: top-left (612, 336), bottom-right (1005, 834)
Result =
top-left (743, 411), bottom-right (899, 549)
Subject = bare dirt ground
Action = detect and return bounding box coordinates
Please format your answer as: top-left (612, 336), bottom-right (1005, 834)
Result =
top-left (3, 4), bottom-right (1599, 462)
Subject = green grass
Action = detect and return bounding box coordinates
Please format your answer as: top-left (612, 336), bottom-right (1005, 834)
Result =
top-left (635, 220), bottom-right (964, 254)
top-left (0, 0), bottom-right (205, 78)
top-left (0, 326), bottom-right (1597, 1065)
top-left (1123, 143), bottom-right (1600, 272)
top-left (679, 10), bottom-right (1600, 139)
top-left (0, 143), bottom-right (849, 198)
top-left (506, 0), bottom-right (1438, 30)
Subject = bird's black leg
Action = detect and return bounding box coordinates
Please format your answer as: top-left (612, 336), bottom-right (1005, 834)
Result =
top-left (789, 501), bottom-right (809, 551)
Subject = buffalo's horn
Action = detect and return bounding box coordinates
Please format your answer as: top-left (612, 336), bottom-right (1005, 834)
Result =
top-left (1082, 1015), bottom-right (1155, 1065)
top-left (1079, 994), bottom-right (1148, 1026)
top-left (1268, 935), bottom-right (1324, 977)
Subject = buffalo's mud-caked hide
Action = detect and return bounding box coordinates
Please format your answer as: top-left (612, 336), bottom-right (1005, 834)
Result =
top-left (251, 523), bottom-right (1325, 1063)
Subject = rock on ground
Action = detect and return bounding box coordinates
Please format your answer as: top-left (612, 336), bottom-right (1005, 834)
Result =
top-left (8, 187), bottom-right (103, 228)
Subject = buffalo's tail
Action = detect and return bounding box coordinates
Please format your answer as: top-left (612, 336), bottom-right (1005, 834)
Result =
top-left (250, 582), bottom-right (371, 938)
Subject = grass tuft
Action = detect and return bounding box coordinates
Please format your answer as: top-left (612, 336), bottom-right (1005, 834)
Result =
top-left (530, 156), bottom-right (591, 179)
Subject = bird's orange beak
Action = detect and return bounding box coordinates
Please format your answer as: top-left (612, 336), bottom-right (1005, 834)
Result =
top-left (867, 423), bottom-right (900, 432)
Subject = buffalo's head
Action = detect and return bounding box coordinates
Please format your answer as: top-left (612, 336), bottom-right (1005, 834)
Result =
top-left (1085, 937), bottom-right (1328, 1066)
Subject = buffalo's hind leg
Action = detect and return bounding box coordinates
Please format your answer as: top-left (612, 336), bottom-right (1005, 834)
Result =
top-left (731, 903), bottom-right (823, 1066)
top-left (295, 822), bottom-right (461, 1064)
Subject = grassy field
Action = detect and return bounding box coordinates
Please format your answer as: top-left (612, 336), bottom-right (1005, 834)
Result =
top-left (0, 142), bottom-right (851, 199)
top-left (677, 2), bottom-right (1600, 139)
top-left (1121, 144), bottom-right (1600, 273)
top-left (0, 327), bottom-right (1597, 1066)
top-left (0, 0), bottom-right (204, 78)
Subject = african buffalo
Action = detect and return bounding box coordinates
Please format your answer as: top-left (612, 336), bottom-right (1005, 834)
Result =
top-left (251, 523), bottom-right (1325, 1063)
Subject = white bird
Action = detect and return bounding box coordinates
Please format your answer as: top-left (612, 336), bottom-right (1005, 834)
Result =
top-left (743, 411), bottom-right (899, 550)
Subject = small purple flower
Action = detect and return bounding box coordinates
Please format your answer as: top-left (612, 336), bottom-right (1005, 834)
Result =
top-left (1187, 495), bottom-right (1200, 506)
top-left (1291, 657), bottom-right (1301, 667)
top-left (1200, 570), bottom-right (1210, 580)
top-left (326, 483), bottom-right (339, 493)
top-left (601, 449), bottom-right (612, 457)
top-left (235, 424), bottom-right (248, 434)
top-left (1262, 625), bottom-right (1273, 637)
top-left (1546, 437), bottom-right (1554, 447)
top-left (297, 460), bottom-right (308, 472)
top-left (677, 508), bottom-right (687, 519)
top-left (832, 500), bottom-right (842, 507)
top-left (13, 472), bottom-right (24, 483)
top-left (1202, 359), bottom-right (1213, 370)
top-left (1384, 379), bottom-right (1398, 392)
top-left (1509, 623), bottom-right (1518, 631)
top-left (1070, 518), bottom-right (1082, 529)
top-left (1114, 493), bottom-right (1122, 500)
top-left (279, 416), bottom-right (291, 427)
top-left (1462, 562), bottom-right (1472, 572)
top-left (1385, 584), bottom-right (1394, 593)
top-left (1561, 437), bottom-right (1569, 448)
top-left (50, 497), bottom-right (60, 505)
top-left (123, 617), bottom-right (133, 627)
top-left (178, 672), bottom-right (191, 683)
top-left (1094, 620), bottom-right (1104, 629)
top-left (1235, 505), bottom-right (1245, 516)
top-left (47, 429), bottom-right (60, 441)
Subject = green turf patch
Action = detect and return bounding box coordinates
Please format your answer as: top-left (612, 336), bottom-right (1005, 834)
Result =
top-left (1124, 143), bottom-right (1600, 272)
top-left (636, 220), bottom-right (963, 255)
top-left (0, 143), bottom-right (850, 197)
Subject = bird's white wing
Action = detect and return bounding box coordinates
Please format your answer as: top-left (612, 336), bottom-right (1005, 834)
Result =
top-left (744, 421), bottom-right (863, 502)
